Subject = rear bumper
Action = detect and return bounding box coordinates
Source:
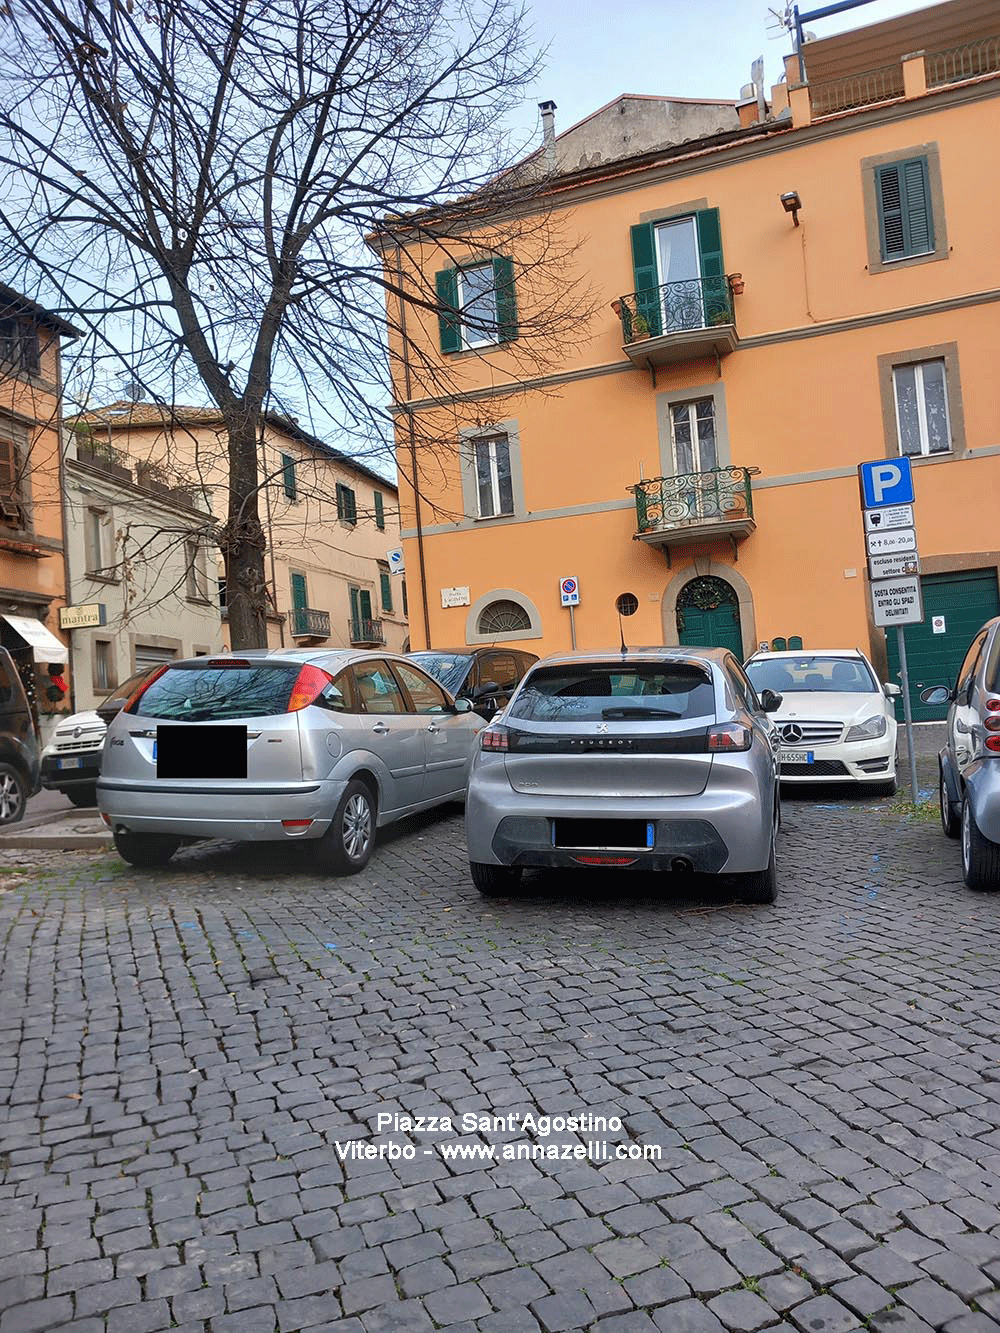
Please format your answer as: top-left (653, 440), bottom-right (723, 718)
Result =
top-left (96, 778), bottom-right (341, 840)
top-left (466, 766), bottom-right (774, 874)
top-left (966, 760), bottom-right (1000, 844)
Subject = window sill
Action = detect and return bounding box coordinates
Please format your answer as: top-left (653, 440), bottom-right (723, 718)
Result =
top-left (474, 511), bottom-right (517, 522)
top-left (86, 572), bottom-right (119, 584)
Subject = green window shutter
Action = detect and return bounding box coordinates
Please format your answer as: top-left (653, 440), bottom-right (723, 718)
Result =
top-left (281, 453), bottom-right (296, 500)
top-left (374, 490), bottom-right (385, 530)
top-left (349, 586), bottom-right (361, 623)
top-left (695, 208), bottom-right (728, 324)
top-left (435, 268), bottom-right (461, 354)
top-left (877, 158), bottom-right (933, 259)
top-left (360, 588), bottom-right (373, 621)
top-left (771, 637), bottom-right (787, 651)
top-left (337, 483), bottom-right (357, 524)
top-left (402, 579), bottom-right (408, 617)
top-left (291, 571), bottom-right (307, 611)
top-left (788, 635), bottom-right (803, 650)
top-left (629, 223), bottom-right (662, 336)
top-left (493, 256), bottom-right (518, 343)
top-left (380, 570), bottom-right (393, 614)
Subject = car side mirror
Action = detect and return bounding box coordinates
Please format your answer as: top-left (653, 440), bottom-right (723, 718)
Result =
top-left (452, 697), bottom-right (474, 714)
top-left (883, 683), bottom-right (902, 698)
top-left (96, 699), bottom-right (127, 725)
top-left (473, 680), bottom-right (500, 700)
top-left (919, 685), bottom-right (951, 706)
top-left (759, 689), bottom-right (782, 713)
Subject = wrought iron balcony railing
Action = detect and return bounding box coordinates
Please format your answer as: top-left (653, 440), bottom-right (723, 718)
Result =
top-left (291, 606), bottom-right (331, 639)
top-left (629, 467), bottom-right (759, 555)
top-left (349, 616), bottom-right (385, 646)
top-left (615, 275), bottom-right (735, 343)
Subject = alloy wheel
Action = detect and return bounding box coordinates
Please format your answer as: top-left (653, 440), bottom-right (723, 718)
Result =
top-left (342, 792), bottom-right (372, 860)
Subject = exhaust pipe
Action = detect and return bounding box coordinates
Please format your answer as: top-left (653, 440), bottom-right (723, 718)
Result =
top-left (670, 856), bottom-right (693, 873)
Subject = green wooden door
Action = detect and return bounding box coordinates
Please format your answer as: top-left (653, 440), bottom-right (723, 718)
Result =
top-left (885, 568), bottom-right (1000, 721)
top-left (676, 576), bottom-right (743, 657)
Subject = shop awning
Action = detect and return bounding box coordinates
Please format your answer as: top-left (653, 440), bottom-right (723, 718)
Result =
top-left (2, 614), bottom-right (69, 664)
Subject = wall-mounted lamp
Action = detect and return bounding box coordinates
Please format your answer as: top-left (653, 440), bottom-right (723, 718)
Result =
top-left (780, 191), bottom-right (802, 226)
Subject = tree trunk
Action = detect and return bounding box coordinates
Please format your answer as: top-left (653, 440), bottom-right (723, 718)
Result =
top-left (219, 417), bottom-right (268, 650)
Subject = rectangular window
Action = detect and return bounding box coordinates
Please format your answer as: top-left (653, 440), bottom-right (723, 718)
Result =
top-left (374, 489), bottom-right (385, 530)
top-left (893, 359), bottom-right (951, 456)
top-left (0, 438), bottom-right (23, 527)
top-left (85, 507), bottom-right (110, 575)
top-left (436, 259), bottom-right (516, 353)
top-left (185, 539), bottom-right (208, 600)
top-left (877, 157), bottom-right (933, 261)
top-left (0, 318), bottom-right (40, 376)
top-left (94, 640), bottom-right (112, 692)
top-left (281, 453), bottom-right (297, 501)
top-left (336, 482), bottom-right (357, 525)
top-left (670, 399), bottom-right (721, 519)
top-left (379, 565), bottom-right (393, 615)
top-left (473, 435), bottom-right (514, 519)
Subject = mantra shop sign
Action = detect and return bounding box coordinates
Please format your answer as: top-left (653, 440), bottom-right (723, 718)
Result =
top-left (58, 603), bottom-right (107, 630)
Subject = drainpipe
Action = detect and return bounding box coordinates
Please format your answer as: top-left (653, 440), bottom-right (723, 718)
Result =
top-left (259, 417), bottom-right (283, 646)
top-left (393, 243), bottom-right (432, 650)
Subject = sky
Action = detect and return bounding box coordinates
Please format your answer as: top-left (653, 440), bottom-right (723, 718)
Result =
top-left (508, 0), bottom-right (944, 147)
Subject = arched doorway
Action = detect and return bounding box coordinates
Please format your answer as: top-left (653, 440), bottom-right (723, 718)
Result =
top-left (676, 576), bottom-right (742, 656)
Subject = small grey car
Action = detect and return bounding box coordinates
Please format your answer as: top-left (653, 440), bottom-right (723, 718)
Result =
top-left (922, 615), bottom-right (1000, 890)
top-left (98, 649), bottom-right (484, 872)
top-left (465, 648), bottom-right (782, 902)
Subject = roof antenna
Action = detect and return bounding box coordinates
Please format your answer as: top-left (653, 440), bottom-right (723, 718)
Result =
top-left (617, 606), bottom-right (628, 657)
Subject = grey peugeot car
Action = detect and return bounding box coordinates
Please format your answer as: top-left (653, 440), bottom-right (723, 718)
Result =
top-left (98, 649), bottom-right (484, 872)
top-left (465, 648), bottom-right (783, 902)
top-left (921, 615), bottom-right (1000, 891)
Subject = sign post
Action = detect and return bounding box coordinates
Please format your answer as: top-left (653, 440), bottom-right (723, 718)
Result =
top-left (858, 458), bottom-right (922, 802)
top-left (560, 577), bottom-right (580, 649)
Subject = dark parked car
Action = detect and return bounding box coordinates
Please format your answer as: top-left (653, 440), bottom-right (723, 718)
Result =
top-left (408, 648), bottom-right (538, 719)
top-left (921, 615), bottom-right (1000, 890)
top-left (0, 647), bottom-right (40, 823)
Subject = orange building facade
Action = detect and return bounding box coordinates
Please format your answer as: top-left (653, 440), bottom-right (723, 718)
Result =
top-left (387, 1), bottom-right (1000, 720)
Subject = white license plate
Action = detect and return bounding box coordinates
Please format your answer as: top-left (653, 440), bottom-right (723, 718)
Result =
top-left (781, 749), bottom-right (814, 764)
top-left (57, 756), bottom-right (83, 770)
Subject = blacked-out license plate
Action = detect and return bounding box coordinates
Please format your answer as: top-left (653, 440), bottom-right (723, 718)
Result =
top-left (155, 725), bottom-right (248, 779)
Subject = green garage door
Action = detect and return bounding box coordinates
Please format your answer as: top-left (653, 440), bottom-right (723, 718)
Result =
top-left (886, 568), bottom-right (1000, 722)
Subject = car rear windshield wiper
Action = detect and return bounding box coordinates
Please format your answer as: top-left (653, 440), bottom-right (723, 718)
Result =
top-left (601, 706), bottom-right (684, 720)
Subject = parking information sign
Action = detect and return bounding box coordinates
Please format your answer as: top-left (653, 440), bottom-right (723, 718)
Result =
top-left (870, 575), bottom-right (924, 627)
top-left (559, 576), bottom-right (580, 607)
top-left (858, 456), bottom-right (922, 801)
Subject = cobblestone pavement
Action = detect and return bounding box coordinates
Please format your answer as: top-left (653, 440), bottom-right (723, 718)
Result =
top-left (3, 770), bottom-right (1000, 1333)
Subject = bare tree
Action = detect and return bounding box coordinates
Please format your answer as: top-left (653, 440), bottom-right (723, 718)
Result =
top-left (0, 0), bottom-right (592, 648)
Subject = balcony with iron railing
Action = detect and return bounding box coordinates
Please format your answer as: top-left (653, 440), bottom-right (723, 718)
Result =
top-left (349, 616), bottom-right (385, 647)
top-left (613, 275), bottom-right (740, 383)
top-left (291, 606), bottom-right (331, 641)
top-left (628, 466), bottom-right (759, 561)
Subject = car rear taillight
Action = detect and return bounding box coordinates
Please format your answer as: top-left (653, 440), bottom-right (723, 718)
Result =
top-left (287, 665), bottom-right (335, 712)
top-left (480, 725), bottom-right (509, 752)
top-left (984, 715), bottom-right (1000, 733)
top-left (707, 723), bottom-right (752, 752)
top-left (987, 698), bottom-right (1000, 712)
top-left (123, 664), bottom-right (170, 713)
top-left (986, 736), bottom-right (1000, 753)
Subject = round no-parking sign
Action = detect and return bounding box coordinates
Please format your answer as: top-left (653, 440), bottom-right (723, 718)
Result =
top-left (560, 576), bottom-right (579, 607)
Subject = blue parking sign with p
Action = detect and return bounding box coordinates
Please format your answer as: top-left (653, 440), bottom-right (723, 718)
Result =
top-left (859, 457), bottom-right (914, 508)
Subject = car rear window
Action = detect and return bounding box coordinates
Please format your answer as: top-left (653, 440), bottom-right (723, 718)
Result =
top-left (507, 664), bottom-right (715, 723)
top-left (129, 664), bottom-right (301, 720)
top-left (746, 656), bottom-right (877, 694)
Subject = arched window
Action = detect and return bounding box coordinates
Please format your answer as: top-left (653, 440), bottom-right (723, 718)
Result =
top-left (477, 599), bottom-right (531, 635)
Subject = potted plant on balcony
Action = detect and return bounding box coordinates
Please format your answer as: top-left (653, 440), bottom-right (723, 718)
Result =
top-left (629, 313), bottom-right (650, 341)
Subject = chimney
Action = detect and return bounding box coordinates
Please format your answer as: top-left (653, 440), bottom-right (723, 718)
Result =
top-left (538, 100), bottom-right (557, 171)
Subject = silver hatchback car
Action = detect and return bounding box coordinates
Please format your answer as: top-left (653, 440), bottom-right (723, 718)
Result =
top-left (465, 648), bottom-right (782, 902)
top-left (98, 649), bottom-right (483, 872)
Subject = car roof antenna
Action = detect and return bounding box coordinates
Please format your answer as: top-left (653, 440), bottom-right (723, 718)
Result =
top-left (618, 608), bottom-right (628, 657)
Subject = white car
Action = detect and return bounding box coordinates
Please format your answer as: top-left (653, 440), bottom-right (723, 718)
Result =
top-left (744, 649), bottom-right (900, 793)
top-left (40, 669), bottom-right (154, 807)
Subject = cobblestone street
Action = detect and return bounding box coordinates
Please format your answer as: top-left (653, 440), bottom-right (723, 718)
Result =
top-left (2, 775), bottom-right (1000, 1333)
